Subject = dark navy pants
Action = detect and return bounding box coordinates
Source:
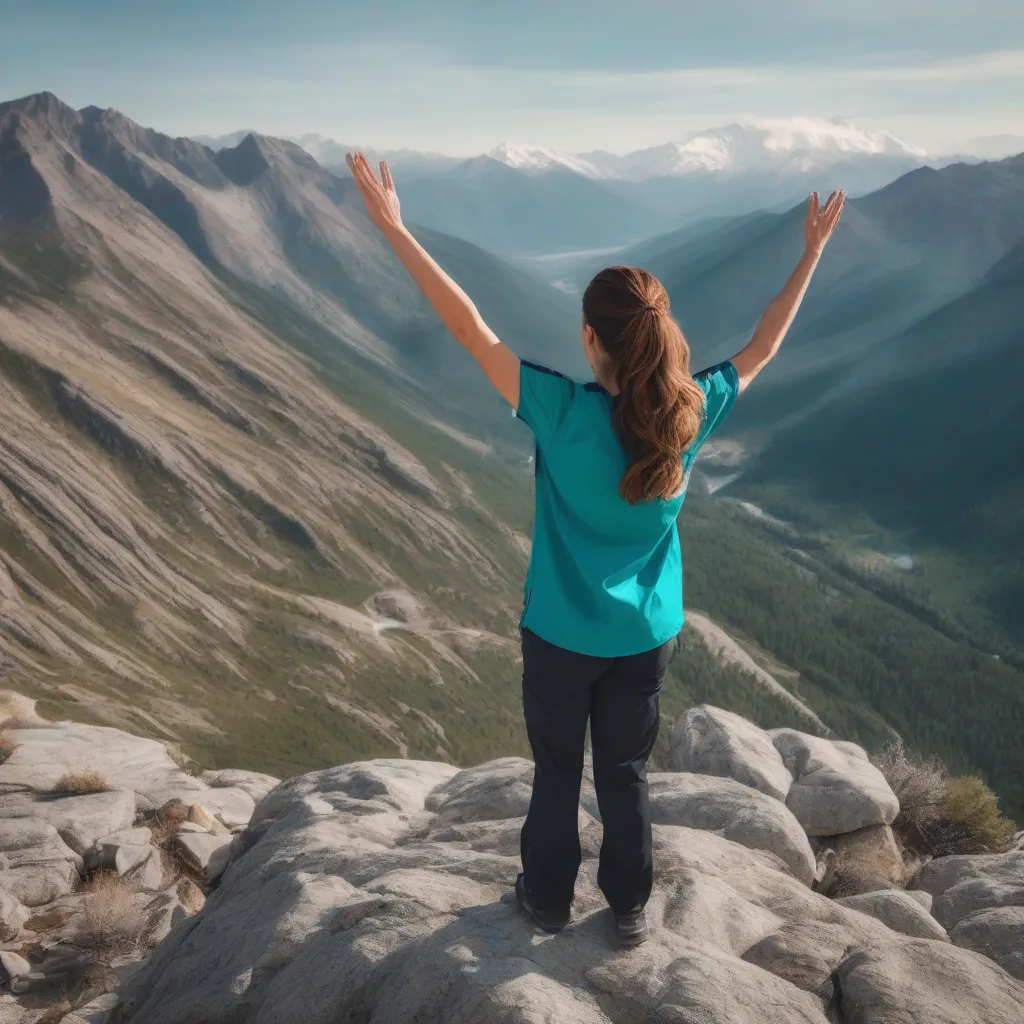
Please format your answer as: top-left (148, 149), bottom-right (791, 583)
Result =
top-left (519, 626), bottom-right (671, 917)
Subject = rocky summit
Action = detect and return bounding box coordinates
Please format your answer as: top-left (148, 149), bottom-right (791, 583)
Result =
top-left (1, 692), bottom-right (1022, 1023)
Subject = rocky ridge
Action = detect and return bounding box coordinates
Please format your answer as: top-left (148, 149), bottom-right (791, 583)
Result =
top-left (0, 91), bottom-right (546, 771)
top-left (1, 694), bottom-right (1021, 1023)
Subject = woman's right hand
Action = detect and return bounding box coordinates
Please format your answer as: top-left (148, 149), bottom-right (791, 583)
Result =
top-left (804, 189), bottom-right (846, 256)
top-left (346, 152), bottom-right (404, 236)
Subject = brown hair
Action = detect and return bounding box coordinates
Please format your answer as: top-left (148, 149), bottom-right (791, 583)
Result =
top-left (582, 266), bottom-right (706, 504)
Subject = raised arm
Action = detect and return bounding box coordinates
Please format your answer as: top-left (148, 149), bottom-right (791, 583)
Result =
top-left (345, 152), bottom-right (521, 407)
top-left (730, 190), bottom-right (846, 392)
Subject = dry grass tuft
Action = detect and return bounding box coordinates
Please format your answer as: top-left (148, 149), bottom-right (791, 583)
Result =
top-left (71, 871), bottom-right (151, 964)
top-left (872, 739), bottom-right (948, 856)
top-left (52, 770), bottom-right (112, 795)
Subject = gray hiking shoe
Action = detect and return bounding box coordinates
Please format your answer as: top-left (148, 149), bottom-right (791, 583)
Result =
top-left (515, 874), bottom-right (570, 934)
top-left (613, 906), bottom-right (649, 946)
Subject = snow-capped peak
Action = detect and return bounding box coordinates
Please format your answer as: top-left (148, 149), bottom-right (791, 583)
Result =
top-left (486, 143), bottom-right (608, 178)
top-left (608, 118), bottom-right (928, 180)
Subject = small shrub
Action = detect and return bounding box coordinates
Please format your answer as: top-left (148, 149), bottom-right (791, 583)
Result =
top-left (71, 871), bottom-right (149, 964)
top-left (928, 775), bottom-right (1016, 856)
top-left (53, 770), bottom-right (112, 795)
top-left (872, 739), bottom-right (948, 856)
top-left (0, 730), bottom-right (15, 765)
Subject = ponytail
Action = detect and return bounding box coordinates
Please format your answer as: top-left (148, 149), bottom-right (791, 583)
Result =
top-left (582, 267), bottom-right (706, 504)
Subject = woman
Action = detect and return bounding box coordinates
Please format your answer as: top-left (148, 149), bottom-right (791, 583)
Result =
top-left (346, 152), bottom-right (845, 946)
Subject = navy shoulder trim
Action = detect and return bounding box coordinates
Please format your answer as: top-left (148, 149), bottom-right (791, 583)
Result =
top-left (521, 360), bottom-right (571, 380)
top-left (583, 381), bottom-right (609, 394)
top-left (694, 360), bottom-right (738, 382)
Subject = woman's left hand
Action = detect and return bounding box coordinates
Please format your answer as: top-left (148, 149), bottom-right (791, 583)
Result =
top-left (346, 152), bottom-right (403, 235)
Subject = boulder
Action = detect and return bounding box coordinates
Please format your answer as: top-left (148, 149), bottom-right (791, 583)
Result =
top-left (0, 790), bottom-right (135, 858)
top-left (57, 992), bottom-right (121, 1024)
top-left (647, 772), bottom-right (816, 884)
top-left (906, 890), bottom-right (933, 912)
top-left (121, 847), bottom-right (165, 891)
top-left (191, 789), bottom-right (254, 831)
top-left (250, 758), bottom-right (460, 838)
top-left (0, 890), bottom-right (31, 940)
top-left (836, 890), bottom-right (949, 942)
top-left (915, 851), bottom-right (1024, 930)
top-left (0, 721), bottom-right (254, 828)
top-left (173, 833), bottom-right (233, 885)
top-left (185, 804), bottom-right (218, 830)
top-left (425, 757), bottom-right (534, 825)
top-left (0, 950), bottom-right (31, 984)
top-left (668, 705), bottom-right (792, 801)
top-left (87, 827), bottom-right (154, 871)
top-left (833, 939), bottom-right (1024, 1023)
top-left (769, 729), bottom-right (899, 836)
top-left (950, 906), bottom-right (1024, 980)
top-left (825, 824), bottom-right (905, 888)
top-left (915, 851), bottom-right (1024, 899)
top-left (202, 768), bottom-right (280, 804)
top-left (111, 844), bottom-right (152, 877)
top-left (0, 863), bottom-right (80, 908)
top-left (0, 820), bottom-right (81, 906)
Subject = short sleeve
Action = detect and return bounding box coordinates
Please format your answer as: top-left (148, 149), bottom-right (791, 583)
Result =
top-left (689, 360), bottom-right (740, 456)
top-left (515, 360), bottom-right (576, 445)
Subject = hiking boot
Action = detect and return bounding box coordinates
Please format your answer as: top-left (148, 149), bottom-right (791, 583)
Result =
top-left (514, 874), bottom-right (570, 933)
top-left (613, 906), bottom-right (649, 946)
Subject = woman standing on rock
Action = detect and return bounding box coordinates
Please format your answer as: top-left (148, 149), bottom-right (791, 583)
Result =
top-left (347, 152), bottom-right (845, 945)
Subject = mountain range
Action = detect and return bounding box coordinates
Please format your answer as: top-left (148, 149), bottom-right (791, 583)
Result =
top-left (197, 118), bottom-right (954, 256)
top-left (2, 92), bottom-right (1022, 818)
top-left (200, 117), bottom-right (934, 181)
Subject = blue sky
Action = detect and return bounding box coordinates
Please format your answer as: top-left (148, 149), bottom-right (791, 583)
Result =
top-left (2, 0), bottom-right (1022, 154)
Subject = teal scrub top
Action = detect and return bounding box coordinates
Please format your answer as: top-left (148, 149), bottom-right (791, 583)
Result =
top-left (515, 358), bottom-right (739, 656)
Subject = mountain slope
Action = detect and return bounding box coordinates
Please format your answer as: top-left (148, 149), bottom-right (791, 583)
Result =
top-left (397, 155), bottom-right (662, 256)
top-left (16, 94), bottom-right (586, 435)
top-left (0, 91), bottom-right (560, 769)
top-left (746, 248), bottom-right (1024, 645)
